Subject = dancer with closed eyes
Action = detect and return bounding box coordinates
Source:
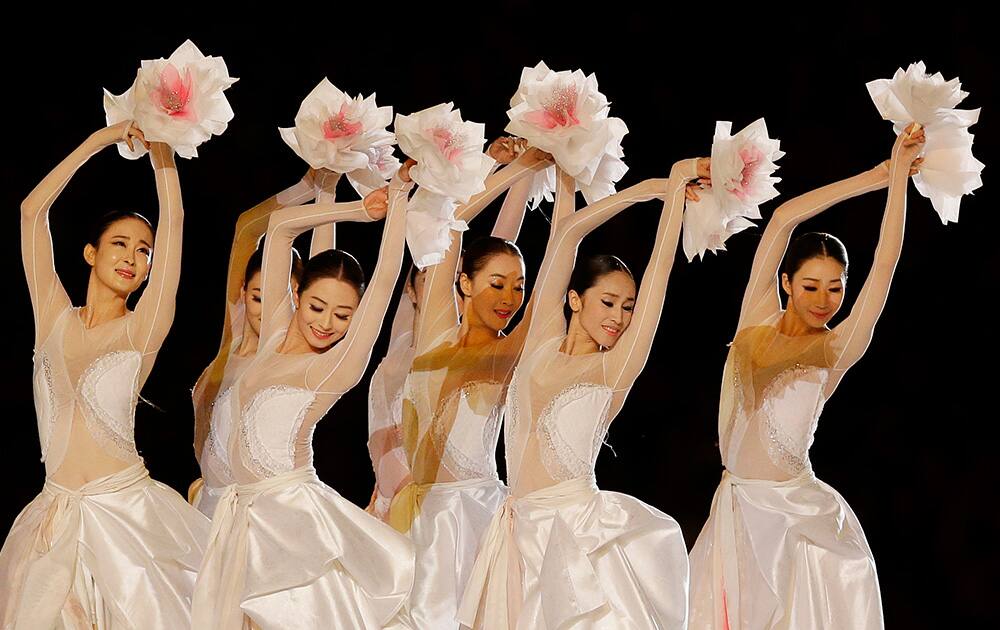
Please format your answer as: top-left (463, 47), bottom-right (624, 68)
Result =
top-left (365, 137), bottom-right (535, 523)
top-left (386, 140), bottom-right (553, 628)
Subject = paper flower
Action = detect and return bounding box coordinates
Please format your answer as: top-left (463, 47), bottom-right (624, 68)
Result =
top-left (505, 61), bottom-right (629, 207)
top-left (395, 103), bottom-right (495, 268)
top-left (279, 78), bottom-right (399, 196)
top-left (103, 40), bottom-right (238, 159)
top-left (682, 119), bottom-right (784, 262)
top-left (867, 61), bottom-right (984, 224)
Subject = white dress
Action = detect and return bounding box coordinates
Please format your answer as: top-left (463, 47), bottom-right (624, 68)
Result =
top-left (192, 348), bottom-right (250, 519)
top-left (0, 307), bottom-right (209, 629)
top-left (688, 320), bottom-right (883, 629)
top-left (192, 178), bottom-right (416, 629)
top-left (459, 338), bottom-right (689, 630)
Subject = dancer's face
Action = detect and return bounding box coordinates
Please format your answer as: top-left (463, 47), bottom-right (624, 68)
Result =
top-left (782, 256), bottom-right (846, 329)
top-left (405, 268), bottom-right (428, 311)
top-left (242, 272), bottom-right (263, 338)
top-left (568, 271), bottom-right (636, 349)
top-left (460, 253), bottom-right (525, 333)
top-left (83, 217), bottom-right (154, 297)
top-left (293, 277), bottom-right (360, 351)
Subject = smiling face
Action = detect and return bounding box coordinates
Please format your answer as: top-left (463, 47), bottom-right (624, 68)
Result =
top-left (83, 217), bottom-right (154, 297)
top-left (459, 252), bottom-right (526, 333)
top-left (292, 277), bottom-right (361, 351)
top-left (568, 270), bottom-right (636, 349)
top-left (781, 256), bottom-right (846, 330)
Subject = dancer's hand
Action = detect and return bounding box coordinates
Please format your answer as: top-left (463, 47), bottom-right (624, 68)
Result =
top-left (890, 122), bottom-right (926, 176)
top-left (685, 158), bottom-right (712, 201)
top-left (364, 186), bottom-right (390, 220)
top-left (487, 136), bottom-right (528, 164)
top-left (93, 121), bottom-right (150, 152)
top-left (398, 158), bottom-right (417, 183)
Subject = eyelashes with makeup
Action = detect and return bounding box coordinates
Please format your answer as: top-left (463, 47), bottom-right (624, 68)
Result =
top-left (802, 286), bottom-right (843, 293)
top-left (308, 305), bottom-right (351, 321)
top-left (601, 299), bottom-right (635, 312)
top-left (489, 282), bottom-right (525, 292)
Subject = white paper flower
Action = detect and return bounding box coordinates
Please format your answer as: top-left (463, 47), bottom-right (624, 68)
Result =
top-left (505, 61), bottom-right (629, 206)
top-left (682, 119), bottom-right (783, 262)
top-left (279, 78), bottom-right (399, 196)
top-left (867, 61), bottom-right (984, 223)
top-left (103, 40), bottom-right (237, 159)
top-left (394, 103), bottom-right (495, 269)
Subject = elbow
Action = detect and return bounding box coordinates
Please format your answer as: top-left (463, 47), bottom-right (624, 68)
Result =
top-left (20, 197), bottom-right (41, 222)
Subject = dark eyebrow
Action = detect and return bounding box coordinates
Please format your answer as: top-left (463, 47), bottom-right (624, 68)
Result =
top-left (138, 239), bottom-right (152, 249)
top-left (803, 277), bottom-right (842, 283)
top-left (310, 296), bottom-right (328, 306)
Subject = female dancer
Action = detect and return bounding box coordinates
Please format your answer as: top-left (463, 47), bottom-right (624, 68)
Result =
top-left (458, 156), bottom-right (709, 629)
top-left (1, 121), bottom-right (209, 629)
top-left (191, 168), bottom-right (334, 518)
top-left (365, 137), bottom-right (535, 522)
top-left (687, 124), bottom-right (925, 629)
top-left (192, 164), bottom-right (417, 629)
top-left (386, 143), bottom-right (552, 628)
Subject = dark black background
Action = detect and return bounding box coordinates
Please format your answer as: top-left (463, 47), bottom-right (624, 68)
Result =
top-left (3, 8), bottom-right (995, 626)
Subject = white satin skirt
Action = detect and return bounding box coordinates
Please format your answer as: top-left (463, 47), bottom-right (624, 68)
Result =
top-left (192, 467), bottom-right (415, 630)
top-left (458, 475), bottom-right (689, 629)
top-left (394, 477), bottom-right (508, 629)
top-left (191, 480), bottom-right (228, 520)
top-left (688, 469), bottom-right (884, 629)
top-left (0, 462), bottom-right (209, 629)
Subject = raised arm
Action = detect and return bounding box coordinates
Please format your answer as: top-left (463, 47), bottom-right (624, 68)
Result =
top-left (308, 172), bottom-right (341, 257)
top-left (310, 177), bottom-right (414, 392)
top-left (490, 174), bottom-right (533, 240)
top-left (258, 199), bottom-right (372, 343)
top-left (217, 171), bottom-right (319, 355)
top-left (738, 164), bottom-right (891, 331)
top-left (830, 125), bottom-right (924, 373)
top-left (525, 176), bottom-right (671, 346)
top-left (606, 159), bottom-right (702, 388)
top-left (413, 150), bottom-right (551, 350)
top-left (129, 142), bottom-right (184, 355)
top-left (551, 166), bottom-right (577, 226)
top-left (21, 123), bottom-right (138, 340)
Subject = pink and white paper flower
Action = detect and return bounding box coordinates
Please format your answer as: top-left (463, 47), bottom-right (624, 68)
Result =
top-left (683, 119), bottom-right (784, 261)
top-left (103, 40), bottom-right (237, 159)
top-left (395, 103), bottom-right (495, 268)
top-left (867, 61), bottom-right (984, 224)
top-left (279, 79), bottom-right (399, 196)
top-left (505, 61), bottom-right (628, 209)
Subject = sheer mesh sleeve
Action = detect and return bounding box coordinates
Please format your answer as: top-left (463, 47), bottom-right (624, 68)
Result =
top-left (308, 173), bottom-right (342, 257)
top-left (738, 165), bottom-right (890, 331)
top-left (490, 170), bottom-right (533, 240)
top-left (828, 141), bottom-right (912, 389)
top-left (525, 176), bottom-right (672, 348)
top-left (222, 175), bottom-right (316, 349)
top-left (127, 143), bottom-right (184, 356)
top-left (606, 159), bottom-right (698, 388)
top-left (307, 177), bottom-right (415, 392)
top-left (413, 153), bottom-right (549, 351)
top-left (20, 133), bottom-right (103, 343)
